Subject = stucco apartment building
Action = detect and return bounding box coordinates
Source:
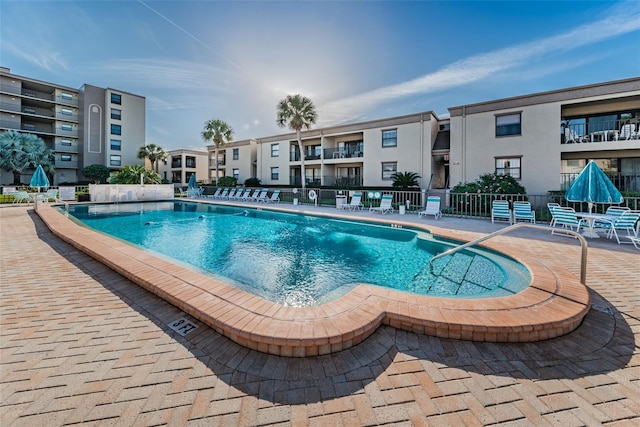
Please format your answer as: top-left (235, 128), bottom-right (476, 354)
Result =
top-left (240, 77), bottom-right (639, 195)
top-left (157, 149), bottom-right (209, 188)
top-left (207, 139), bottom-right (257, 185)
top-left (0, 66), bottom-right (145, 185)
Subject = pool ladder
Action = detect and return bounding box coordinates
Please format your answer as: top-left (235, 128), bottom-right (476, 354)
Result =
top-left (429, 224), bottom-right (588, 285)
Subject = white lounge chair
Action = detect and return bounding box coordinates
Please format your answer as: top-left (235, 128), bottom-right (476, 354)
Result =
top-left (550, 206), bottom-right (585, 236)
top-left (262, 189), bottom-right (280, 203)
top-left (209, 188), bottom-right (223, 199)
top-left (215, 188), bottom-right (229, 199)
top-left (253, 189), bottom-right (269, 202)
top-left (12, 191), bottom-right (33, 205)
top-left (369, 195), bottom-right (393, 215)
top-left (513, 201), bottom-right (535, 224)
top-left (346, 193), bottom-right (364, 211)
top-left (225, 189), bottom-right (238, 200)
top-left (418, 196), bottom-right (441, 220)
top-left (598, 210), bottom-right (640, 244)
top-left (491, 200), bottom-right (511, 224)
top-left (43, 189), bottom-right (61, 203)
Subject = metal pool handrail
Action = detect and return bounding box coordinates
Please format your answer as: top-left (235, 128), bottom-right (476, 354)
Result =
top-left (429, 223), bottom-right (588, 285)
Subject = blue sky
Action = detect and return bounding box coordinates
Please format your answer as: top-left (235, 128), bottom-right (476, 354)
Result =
top-left (1, 1), bottom-right (639, 151)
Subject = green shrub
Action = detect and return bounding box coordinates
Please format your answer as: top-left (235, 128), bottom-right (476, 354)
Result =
top-left (217, 176), bottom-right (237, 187)
top-left (244, 177), bottom-right (261, 187)
top-left (452, 173), bottom-right (526, 194)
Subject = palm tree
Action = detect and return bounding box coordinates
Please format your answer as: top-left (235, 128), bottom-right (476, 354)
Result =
top-left (391, 171), bottom-right (421, 189)
top-left (0, 130), bottom-right (55, 184)
top-left (276, 94), bottom-right (317, 190)
top-left (109, 165), bottom-right (161, 184)
top-left (201, 119), bottom-right (233, 186)
top-left (137, 143), bottom-right (167, 173)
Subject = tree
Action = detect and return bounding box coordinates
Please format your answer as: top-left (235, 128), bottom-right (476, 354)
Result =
top-left (276, 94), bottom-right (317, 190)
top-left (109, 165), bottom-right (161, 184)
top-left (0, 130), bottom-right (55, 185)
top-left (82, 164), bottom-right (111, 184)
top-left (391, 171), bottom-right (421, 189)
top-left (201, 119), bottom-right (233, 186)
top-left (137, 143), bottom-right (167, 173)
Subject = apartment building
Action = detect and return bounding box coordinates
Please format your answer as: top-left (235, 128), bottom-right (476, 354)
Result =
top-left (207, 139), bottom-right (257, 185)
top-left (448, 77), bottom-right (640, 194)
top-left (244, 77), bottom-right (639, 195)
top-left (256, 112), bottom-right (441, 189)
top-left (157, 149), bottom-right (208, 187)
top-left (0, 66), bottom-right (145, 185)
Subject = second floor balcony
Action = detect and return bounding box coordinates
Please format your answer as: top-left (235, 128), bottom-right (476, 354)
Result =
top-left (562, 118), bottom-right (639, 144)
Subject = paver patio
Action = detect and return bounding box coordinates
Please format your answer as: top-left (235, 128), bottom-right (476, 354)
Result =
top-left (1, 204), bottom-right (638, 426)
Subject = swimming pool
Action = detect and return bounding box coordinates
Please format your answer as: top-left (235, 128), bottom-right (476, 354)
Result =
top-left (60, 201), bottom-right (530, 306)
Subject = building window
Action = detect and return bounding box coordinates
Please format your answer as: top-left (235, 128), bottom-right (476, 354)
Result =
top-left (61, 154), bottom-right (72, 161)
top-left (111, 108), bottom-right (121, 120)
top-left (271, 167), bottom-right (279, 180)
top-left (233, 148), bottom-right (239, 160)
top-left (111, 124), bottom-right (121, 135)
top-left (61, 92), bottom-right (73, 101)
top-left (495, 157), bottom-right (521, 179)
top-left (61, 139), bottom-right (72, 146)
top-left (171, 157), bottom-right (182, 168)
top-left (61, 108), bottom-right (72, 116)
top-left (271, 143), bottom-right (279, 157)
top-left (382, 162), bottom-right (397, 180)
top-left (185, 156), bottom-right (196, 168)
top-left (61, 124), bottom-right (72, 131)
top-left (496, 113), bottom-right (522, 137)
top-left (110, 155), bottom-right (121, 166)
top-left (233, 168), bottom-right (239, 180)
top-left (382, 129), bottom-right (397, 147)
top-left (110, 139), bottom-right (121, 151)
top-left (23, 123), bottom-right (36, 130)
top-left (22, 107), bottom-right (36, 114)
top-left (111, 93), bottom-right (122, 104)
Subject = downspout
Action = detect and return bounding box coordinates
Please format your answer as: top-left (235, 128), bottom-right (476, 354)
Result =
top-left (420, 113), bottom-right (424, 189)
top-left (462, 106), bottom-right (467, 183)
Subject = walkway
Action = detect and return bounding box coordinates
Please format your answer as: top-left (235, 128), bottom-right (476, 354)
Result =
top-left (1, 204), bottom-right (639, 426)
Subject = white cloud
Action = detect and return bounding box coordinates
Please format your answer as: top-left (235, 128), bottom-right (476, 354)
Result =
top-left (317, 4), bottom-right (640, 126)
top-left (2, 40), bottom-right (68, 72)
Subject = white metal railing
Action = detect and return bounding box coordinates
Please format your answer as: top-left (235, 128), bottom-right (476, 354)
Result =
top-left (429, 223), bottom-right (588, 284)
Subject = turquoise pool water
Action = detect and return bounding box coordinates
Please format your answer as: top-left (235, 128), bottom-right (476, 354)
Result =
top-left (59, 201), bottom-right (531, 306)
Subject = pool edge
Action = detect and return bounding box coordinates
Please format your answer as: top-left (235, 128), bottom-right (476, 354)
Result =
top-left (36, 204), bottom-right (591, 357)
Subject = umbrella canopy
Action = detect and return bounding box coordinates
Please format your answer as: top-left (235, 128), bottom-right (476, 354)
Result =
top-left (29, 165), bottom-right (50, 190)
top-left (565, 161), bottom-right (623, 212)
top-left (187, 173), bottom-right (197, 189)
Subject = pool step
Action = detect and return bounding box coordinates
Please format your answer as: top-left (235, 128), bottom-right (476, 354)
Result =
top-left (412, 252), bottom-right (502, 296)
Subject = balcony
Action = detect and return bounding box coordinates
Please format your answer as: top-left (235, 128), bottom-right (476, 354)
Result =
top-left (54, 143), bottom-right (78, 153)
top-left (0, 84), bottom-right (78, 106)
top-left (323, 175), bottom-right (363, 187)
top-left (561, 172), bottom-right (640, 192)
top-left (562, 118), bottom-right (639, 144)
top-left (55, 160), bottom-right (78, 169)
top-left (323, 147), bottom-right (364, 159)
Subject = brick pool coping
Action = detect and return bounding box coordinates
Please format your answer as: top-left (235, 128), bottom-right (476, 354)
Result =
top-left (36, 203), bottom-right (590, 357)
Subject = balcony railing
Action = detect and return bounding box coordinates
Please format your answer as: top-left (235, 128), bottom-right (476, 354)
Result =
top-left (323, 148), bottom-right (364, 159)
top-left (562, 118), bottom-right (639, 144)
top-left (561, 172), bottom-right (640, 192)
top-left (322, 175), bottom-right (363, 187)
top-left (55, 160), bottom-right (78, 169)
top-left (289, 153), bottom-right (321, 161)
top-left (54, 143), bottom-right (79, 153)
top-left (0, 84), bottom-right (78, 106)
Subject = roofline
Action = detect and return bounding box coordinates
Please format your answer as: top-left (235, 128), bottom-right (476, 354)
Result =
top-left (207, 139), bottom-right (256, 149)
top-left (255, 110), bottom-right (439, 144)
top-left (448, 77), bottom-right (640, 117)
top-left (167, 148), bottom-right (208, 155)
top-left (1, 66), bottom-right (78, 92)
